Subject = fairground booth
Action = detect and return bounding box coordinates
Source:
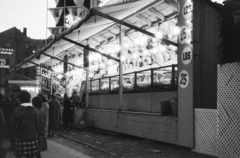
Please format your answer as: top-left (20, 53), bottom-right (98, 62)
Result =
top-left (9, 0), bottom-right (227, 156)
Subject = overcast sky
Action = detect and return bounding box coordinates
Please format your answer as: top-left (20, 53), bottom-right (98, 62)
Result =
top-left (0, 0), bottom-right (225, 40)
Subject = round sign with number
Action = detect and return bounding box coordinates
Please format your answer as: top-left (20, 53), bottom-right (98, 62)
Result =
top-left (179, 26), bottom-right (190, 44)
top-left (182, 1), bottom-right (193, 19)
top-left (179, 70), bottom-right (189, 89)
top-left (181, 47), bottom-right (192, 65)
top-left (0, 59), bottom-right (6, 66)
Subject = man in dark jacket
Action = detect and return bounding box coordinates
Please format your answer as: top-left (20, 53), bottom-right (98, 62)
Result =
top-left (48, 94), bottom-right (61, 137)
top-left (12, 91), bottom-right (40, 158)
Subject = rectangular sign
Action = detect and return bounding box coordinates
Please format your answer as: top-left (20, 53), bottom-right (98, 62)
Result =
top-left (41, 77), bottom-right (51, 92)
top-left (177, 0), bottom-right (194, 148)
top-left (0, 48), bottom-right (14, 55)
top-left (41, 67), bottom-right (51, 79)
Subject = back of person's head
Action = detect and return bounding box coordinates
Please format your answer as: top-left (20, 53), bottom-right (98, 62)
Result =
top-left (5, 97), bottom-right (10, 102)
top-left (0, 94), bottom-right (4, 100)
top-left (64, 93), bottom-right (68, 100)
top-left (32, 96), bottom-right (42, 109)
top-left (17, 91), bottom-right (31, 103)
top-left (50, 94), bottom-right (56, 99)
top-left (38, 94), bottom-right (47, 102)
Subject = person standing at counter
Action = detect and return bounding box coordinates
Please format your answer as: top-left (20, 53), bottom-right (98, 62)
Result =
top-left (48, 94), bottom-right (61, 137)
top-left (62, 94), bottom-right (72, 130)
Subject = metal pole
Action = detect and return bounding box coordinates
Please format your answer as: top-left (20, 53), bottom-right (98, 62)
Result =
top-left (50, 48), bottom-right (54, 94)
top-left (119, 25), bottom-right (123, 112)
top-left (38, 60), bottom-right (42, 94)
top-left (65, 74), bottom-right (67, 94)
top-left (65, 53), bottom-right (68, 94)
top-left (45, 0), bottom-right (48, 46)
top-left (85, 40), bottom-right (89, 122)
top-left (63, 0), bottom-right (66, 30)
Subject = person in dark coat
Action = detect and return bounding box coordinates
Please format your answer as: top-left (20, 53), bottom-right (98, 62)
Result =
top-left (8, 94), bottom-right (21, 151)
top-left (62, 93), bottom-right (73, 129)
top-left (0, 94), bottom-right (6, 118)
top-left (48, 94), bottom-right (61, 137)
top-left (11, 91), bottom-right (40, 158)
top-left (4, 97), bottom-right (11, 129)
top-left (38, 94), bottom-right (49, 137)
top-left (0, 107), bottom-right (7, 151)
top-left (32, 96), bottom-right (48, 157)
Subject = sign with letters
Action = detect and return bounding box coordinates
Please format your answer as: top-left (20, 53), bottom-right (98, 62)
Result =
top-left (0, 48), bottom-right (14, 55)
top-left (177, 0), bottom-right (194, 148)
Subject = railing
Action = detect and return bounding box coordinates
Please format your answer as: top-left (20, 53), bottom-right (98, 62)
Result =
top-left (89, 64), bottom-right (178, 94)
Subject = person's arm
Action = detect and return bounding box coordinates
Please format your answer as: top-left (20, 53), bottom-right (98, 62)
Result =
top-left (0, 109), bottom-right (7, 141)
top-left (34, 109), bottom-right (39, 131)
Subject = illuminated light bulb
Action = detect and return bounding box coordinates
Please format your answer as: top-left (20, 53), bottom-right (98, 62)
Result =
top-left (124, 42), bottom-right (130, 49)
top-left (141, 36), bottom-right (148, 45)
top-left (167, 34), bottom-right (173, 39)
top-left (100, 63), bottom-right (106, 68)
top-left (94, 53), bottom-right (101, 60)
top-left (186, 39), bottom-right (192, 44)
top-left (75, 59), bottom-right (82, 66)
top-left (152, 47), bottom-right (159, 54)
top-left (114, 44), bottom-right (121, 52)
top-left (152, 38), bottom-right (158, 43)
top-left (93, 64), bottom-right (99, 69)
top-left (105, 47), bottom-right (111, 54)
top-left (88, 54), bottom-right (95, 62)
top-left (120, 55), bottom-right (126, 61)
top-left (132, 53), bottom-right (139, 59)
top-left (156, 31), bottom-right (163, 39)
top-left (142, 50), bottom-right (149, 56)
top-left (159, 45), bottom-right (167, 52)
top-left (107, 60), bottom-right (113, 66)
top-left (172, 26), bottom-right (181, 35)
top-left (135, 38), bottom-right (140, 45)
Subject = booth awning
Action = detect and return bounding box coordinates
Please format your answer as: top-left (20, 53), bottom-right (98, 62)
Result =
top-left (9, 0), bottom-right (178, 73)
top-left (8, 80), bottom-right (38, 87)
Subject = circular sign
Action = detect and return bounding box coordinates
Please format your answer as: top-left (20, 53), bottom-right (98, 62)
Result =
top-left (181, 47), bottom-right (192, 65)
top-left (182, 1), bottom-right (193, 19)
top-left (179, 70), bottom-right (189, 89)
top-left (0, 59), bottom-right (6, 66)
top-left (179, 26), bottom-right (190, 44)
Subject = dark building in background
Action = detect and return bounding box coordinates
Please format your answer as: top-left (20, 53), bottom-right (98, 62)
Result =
top-left (0, 27), bottom-right (45, 96)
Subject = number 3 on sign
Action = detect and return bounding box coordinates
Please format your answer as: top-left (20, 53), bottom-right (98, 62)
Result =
top-left (179, 70), bottom-right (189, 89)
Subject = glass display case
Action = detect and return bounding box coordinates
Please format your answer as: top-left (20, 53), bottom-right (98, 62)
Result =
top-left (100, 78), bottom-right (109, 94)
top-left (89, 64), bottom-right (177, 94)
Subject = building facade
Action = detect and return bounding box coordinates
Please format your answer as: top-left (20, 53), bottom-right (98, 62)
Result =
top-left (0, 27), bottom-right (45, 96)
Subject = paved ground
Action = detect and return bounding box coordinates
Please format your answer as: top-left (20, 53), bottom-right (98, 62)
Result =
top-left (5, 139), bottom-right (92, 158)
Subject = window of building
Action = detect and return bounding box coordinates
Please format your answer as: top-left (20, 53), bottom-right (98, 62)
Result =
top-left (6, 43), bottom-right (10, 47)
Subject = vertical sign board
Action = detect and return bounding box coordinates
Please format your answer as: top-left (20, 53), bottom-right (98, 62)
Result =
top-left (177, 0), bottom-right (194, 148)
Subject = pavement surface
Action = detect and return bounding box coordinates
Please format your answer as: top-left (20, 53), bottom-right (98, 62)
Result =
top-left (4, 139), bottom-right (92, 158)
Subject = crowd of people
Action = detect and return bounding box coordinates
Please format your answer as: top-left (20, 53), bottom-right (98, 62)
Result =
top-left (0, 91), bottom-right (65, 158)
